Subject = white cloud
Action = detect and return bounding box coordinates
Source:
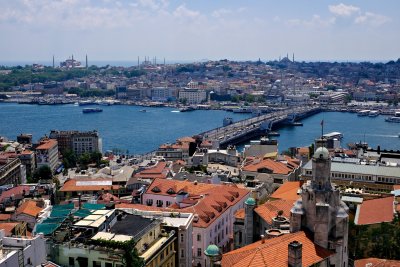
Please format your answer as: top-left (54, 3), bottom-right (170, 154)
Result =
top-left (329, 3), bottom-right (360, 17)
top-left (173, 5), bottom-right (200, 19)
top-left (286, 15), bottom-right (336, 28)
top-left (355, 12), bottom-right (390, 27)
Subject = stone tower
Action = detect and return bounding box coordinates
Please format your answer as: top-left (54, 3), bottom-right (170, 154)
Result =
top-left (244, 197), bottom-right (256, 245)
top-left (290, 146), bottom-right (349, 267)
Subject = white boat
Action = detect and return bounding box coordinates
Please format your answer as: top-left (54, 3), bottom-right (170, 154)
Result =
top-left (368, 110), bottom-right (379, 117)
top-left (357, 110), bottom-right (370, 116)
top-left (323, 132), bottom-right (343, 139)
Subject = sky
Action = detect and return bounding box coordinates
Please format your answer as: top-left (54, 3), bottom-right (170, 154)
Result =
top-left (0, 0), bottom-right (399, 63)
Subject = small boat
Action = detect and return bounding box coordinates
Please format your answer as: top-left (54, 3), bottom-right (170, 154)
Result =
top-left (268, 131), bottom-right (280, 137)
top-left (368, 110), bottom-right (379, 117)
top-left (385, 117), bottom-right (400, 123)
top-left (139, 109), bottom-right (147, 112)
top-left (179, 106), bottom-right (195, 112)
top-left (357, 110), bottom-right (370, 116)
top-left (291, 122), bottom-right (303, 126)
top-left (82, 108), bottom-right (103, 113)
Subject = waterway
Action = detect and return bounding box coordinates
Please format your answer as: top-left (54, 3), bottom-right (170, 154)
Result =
top-left (0, 103), bottom-right (399, 154)
top-left (0, 103), bottom-right (251, 154)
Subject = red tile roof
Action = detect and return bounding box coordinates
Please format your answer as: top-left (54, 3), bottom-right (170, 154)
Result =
top-left (0, 214), bottom-right (12, 221)
top-left (0, 222), bottom-right (19, 236)
top-left (36, 139), bottom-right (57, 150)
top-left (254, 199), bottom-right (294, 225)
top-left (270, 181), bottom-right (301, 201)
top-left (221, 231), bottom-right (333, 267)
top-left (242, 158), bottom-right (294, 174)
top-left (355, 258), bottom-right (400, 267)
top-left (355, 196), bottom-right (394, 225)
top-left (0, 186), bottom-right (30, 203)
top-left (134, 162), bottom-right (170, 179)
top-left (234, 208), bottom-right (245, 220)
top-left (16, 200), bottom-right (43, 218)
top-left (145, 178), bottom-right (250, 228)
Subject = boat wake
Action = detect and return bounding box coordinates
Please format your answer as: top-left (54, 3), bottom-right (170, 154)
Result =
top-left (171, 110), bottom-right (180, 113)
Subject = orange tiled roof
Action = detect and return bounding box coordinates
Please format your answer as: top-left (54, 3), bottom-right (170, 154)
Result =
top-left (16, 200), bottom-right (43, 218)
top-left (0, 222), bottom-right (19, 236)
top-left (270, 181), bottom-right (301, 201)
top-left (134, 162), bottom-right (170, 179)
top-left (145, 178), bottom-right (250, 228)
top-left (36, 139), bottom-right (57, 150)
top-left (355, 258), bottom-right (400, 267)
top-left (60, 179), bottom-right (120, 192)
top-left (254, 199), bottom-right (294, 225)
top-left (297, 147), bottom-right (309, 155)
top-left (234, 208), bottom-right (245, 220)
top-left (355, 196), bottom-right (394, 225)
top-left (0, 214), bottom-right (12, 221)
top-left (221, 231), bottom-right (333, 267)
top-left (0, 186), bottom-right (30, 203)
top-left (242, 158), bottom-right (293, 175)
top-left (177, 136), bottom-right (195, 143)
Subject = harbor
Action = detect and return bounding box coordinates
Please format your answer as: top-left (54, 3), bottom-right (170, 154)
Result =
top-left (1, 102), bottom-right (399, 155)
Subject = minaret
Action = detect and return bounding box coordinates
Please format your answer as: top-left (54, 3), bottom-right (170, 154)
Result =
top-left (138, 56), bottom-right (140, 68)
top-left (52, 55), bottom-right (55, 68)
top-left (292, 53), bottom-right (295, 63)
top-left (86, 54), bottom-right (88, 69)
top-left (72, 54), bottom-right (74, 61)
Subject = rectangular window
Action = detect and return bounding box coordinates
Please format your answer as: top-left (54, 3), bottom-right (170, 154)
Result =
top-left (69, 257), bottom-right (74, 266)
top-left (93, 261), bottom-right (101, 267)
top-left (181, 249), bottom-right (185, 258)
top-left (197, 248), bottom-right (202, 257)
top-left (197, 234), bottom-right (201, 241)
top-left (105, 263), bottom-right (112, 267)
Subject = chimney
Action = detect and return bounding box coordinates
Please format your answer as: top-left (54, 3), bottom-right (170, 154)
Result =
top-left (260, 235), bottom-right (265, 244)
top-left (288, 241), bottom-right (302, 267)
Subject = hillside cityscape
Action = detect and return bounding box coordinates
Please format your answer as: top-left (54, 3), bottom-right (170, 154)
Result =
top-left (1, 1), bottom-right (400, 267)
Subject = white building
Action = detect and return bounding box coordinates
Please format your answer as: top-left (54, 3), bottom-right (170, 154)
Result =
top-left (178, 88), bottom-right (207, 104)
top-left (142, 178), bottom-right (250, 267)
top-left (0, 230), bottom-right (47, 267)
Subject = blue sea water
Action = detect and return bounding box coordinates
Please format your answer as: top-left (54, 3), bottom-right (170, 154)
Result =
top-left (0, 103), bottom-right (250, 154)
top-left (0, 103), bottom-right (399, 154)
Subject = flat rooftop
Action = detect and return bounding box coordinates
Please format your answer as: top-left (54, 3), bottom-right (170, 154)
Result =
top-left (111, 214), bottom-right (160, 239)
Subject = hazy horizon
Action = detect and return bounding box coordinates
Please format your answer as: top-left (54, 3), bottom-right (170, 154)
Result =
top-left (1, 1), bottom-right (399, 62)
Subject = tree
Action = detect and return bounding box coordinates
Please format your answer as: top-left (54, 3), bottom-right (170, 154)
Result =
top-left (33, 165), bottom-right (53, 182)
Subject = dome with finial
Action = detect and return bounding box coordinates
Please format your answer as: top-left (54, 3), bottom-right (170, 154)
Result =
top-left (204, 244), bottom-right (220, 257)
top-left (313, 147), bottom-right (329, 160)
top-left (245, 197), bottom-right (256, 206)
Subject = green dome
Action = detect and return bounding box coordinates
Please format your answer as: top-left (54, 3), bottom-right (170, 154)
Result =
top-left (204, 244), bottom-right (220, 257)
top-left (245, 197), bottom-right (256, 206)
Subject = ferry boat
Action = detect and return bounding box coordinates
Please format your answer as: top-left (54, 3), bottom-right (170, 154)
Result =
top-left (79, 100), bottom-right (95, 106)
top-left (368, 110), bottom-right (379, 117)
top-left (179, 106), bottom-right (195, 112)
top-left (82, 108), bottom-right (103, 113)
top-left (357, 110), bottom-right (370, 116)
top-left (323, 132), bottom-right (343, 140)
